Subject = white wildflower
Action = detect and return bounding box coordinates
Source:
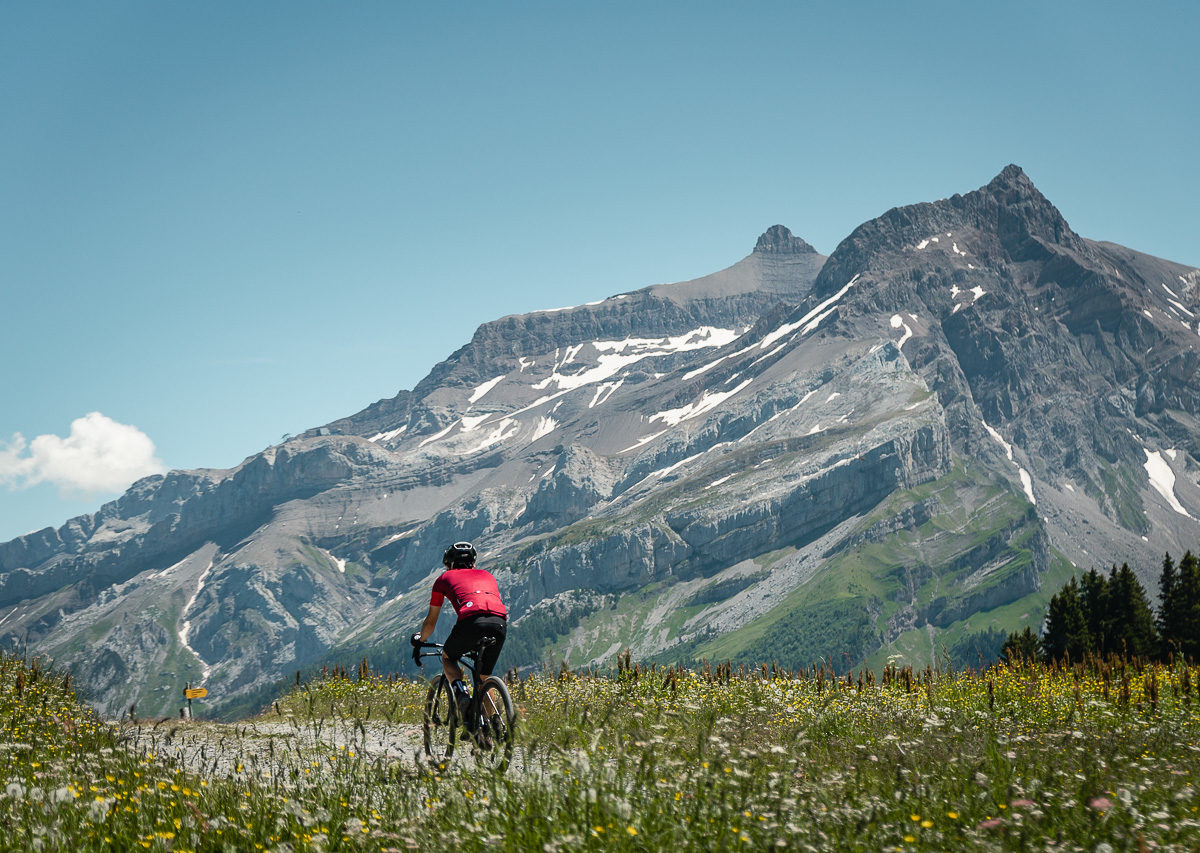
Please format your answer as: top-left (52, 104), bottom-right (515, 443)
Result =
top-left (88, 798), bottom-right (113, 821)
top-left (51, 787), bottom-right (73, 803)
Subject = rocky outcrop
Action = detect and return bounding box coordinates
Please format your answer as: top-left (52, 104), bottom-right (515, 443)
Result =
top-left (517, 446), bottom-right (617, 531)
top-left (0, 438), bottom-right (392, 611)
top-left (512, 421), bottom-right (951, 611)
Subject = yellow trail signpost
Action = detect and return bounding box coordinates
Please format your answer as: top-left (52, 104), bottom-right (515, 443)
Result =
top-left (182, 684), bottom-right (208, 718)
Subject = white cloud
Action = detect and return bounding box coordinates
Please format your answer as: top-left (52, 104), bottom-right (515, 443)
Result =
top-left (0, 412), bottom-right (166, 495)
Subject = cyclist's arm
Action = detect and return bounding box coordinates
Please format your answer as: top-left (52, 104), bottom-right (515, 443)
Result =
top-left (415, 603), bottom-right (441, 642)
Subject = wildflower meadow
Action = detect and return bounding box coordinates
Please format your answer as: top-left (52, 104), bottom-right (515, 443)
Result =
top-left (1, 651), bottom-right (1198, 850)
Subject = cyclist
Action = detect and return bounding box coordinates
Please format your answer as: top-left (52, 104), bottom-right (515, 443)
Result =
top-left (411, 542), bottom-right (508, 734)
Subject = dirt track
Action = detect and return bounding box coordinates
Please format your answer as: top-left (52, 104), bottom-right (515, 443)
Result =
top-left (115, 718), bottom-right (429, 782)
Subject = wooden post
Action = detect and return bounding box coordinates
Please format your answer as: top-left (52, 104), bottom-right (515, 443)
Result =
top-left (182, 684), bottom-right (207, 720)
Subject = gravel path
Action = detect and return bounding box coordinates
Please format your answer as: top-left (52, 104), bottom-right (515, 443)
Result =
top-left (115, 712), bottom-right (525, 785)
top-left (116, 718), bottom-right (428, 782)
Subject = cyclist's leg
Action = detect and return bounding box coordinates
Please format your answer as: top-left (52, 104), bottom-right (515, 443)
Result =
top-left (472, 617), bottom-right (507, 677)
top-left (442, 618), bottom-right (479, 695)
top-left (475, 617), bottom-right (507, 716)
top-left (440, 652), bottom-right (464, 686)
top-left (481, 687), bottom-right (499, 717)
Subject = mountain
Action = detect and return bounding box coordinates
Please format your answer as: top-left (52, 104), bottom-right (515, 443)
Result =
top-left (2, 170), bottom-right (1198, 717)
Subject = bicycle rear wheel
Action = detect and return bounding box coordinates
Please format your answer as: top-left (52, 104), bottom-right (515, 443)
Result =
top-left (423, 674), bottom-right (457, 763)
top-left (473, 675), bottom-right (516, 772)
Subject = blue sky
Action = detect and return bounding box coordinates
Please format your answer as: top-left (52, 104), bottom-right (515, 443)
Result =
top-left (1, 1), bottom-right (1196, 541)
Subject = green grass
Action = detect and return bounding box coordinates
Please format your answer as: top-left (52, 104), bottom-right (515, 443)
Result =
top-left (558, 583), bottom-right (669, 666)
top-left (529, 456), bottom-right (1049, 676)
top-left (4, 652), bottom-right (1200, 850)
top-left (1092, 461), bottom-right (1151, 535)
top-left (864, 551), bottom-right (1084, 672)
top-left (658, 458), bottom-right (1044, 672)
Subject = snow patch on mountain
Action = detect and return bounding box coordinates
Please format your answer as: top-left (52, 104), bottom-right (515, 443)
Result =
top-left (1168, 299), bottom-right (1194, 318)
top-left (800, 305), bottom-right (840, 335)
top-left (534, 327), bottom-right (740, 394)
top-left (418, 422), bottom-right (455, 447)
top-left (318, 548), bottom-right (347, 573)
top-left (153, 556), bottom-right (190, 579)
top-left (460, 414), bottom-right (491, 431)
top-left (368, 426), bottom-right (406, 443)
top-left (890, 314), bottom-right (914, 350)
top-left (529, 416), bottom-right (557, 443)
top-left (758, 275), bottom-right (860, 350)
top-left (469, 375), bottom-right (505, 404)
top-left (1018, 470), bottom-right (1036, 506)
top-left (381, 525), bottom-right (421, 546)
top-left (649, 379), bottom-right (754, 427)
top-left (588, 381), bottom-right (623, 408)
top-left (983, 421), bottom-right (1036, 505)
top-left (653, 451), bottom-right (706, 480)
top-left (950, 283), bottom-right (987, 313)
top-left (178, 560), bottom-right (215, 683)
top-left (1143, 449), bottom-right (1194, 519)
top-left (463, 418), bottom-right (520, 455)
top-left (620, 433), bottom-right (666, 454)
top-left (683, 355), bottom-right (731, 380)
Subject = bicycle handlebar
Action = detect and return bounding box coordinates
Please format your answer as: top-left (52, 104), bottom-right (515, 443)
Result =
top-left (410, 635), bottom-right (496, 667)
top-left (411, 637), bottom-right (441, 666)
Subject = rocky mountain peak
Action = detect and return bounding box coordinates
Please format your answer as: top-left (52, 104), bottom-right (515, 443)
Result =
top-left (754, 225), bottom-right (817, 255)
top-left (974, 163), bottom-right (1083, 255)
top-left (987, 163), bottom-right (1034, 192)
top-left (811, 165), bottom-right (1088, 298)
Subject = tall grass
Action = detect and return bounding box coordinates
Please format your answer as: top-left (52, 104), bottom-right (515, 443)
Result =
top-left (2, 652), bottom-right (1199, 850)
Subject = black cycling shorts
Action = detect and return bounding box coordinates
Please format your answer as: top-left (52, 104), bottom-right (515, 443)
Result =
top-left (443, 614), bottom-right (507, 677)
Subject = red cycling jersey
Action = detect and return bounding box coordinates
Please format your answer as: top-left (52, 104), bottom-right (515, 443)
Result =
top-left (430, 568), bottom-right (508, 620)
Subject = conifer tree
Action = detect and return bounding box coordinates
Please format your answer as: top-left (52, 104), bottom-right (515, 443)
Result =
top-left (1106, 562), bottom-right (1158, 659)
top-left (1158, 552), bottom-right (1180, 657)
top-left (1174, 550), bottom-right (1200, 661)
top-left (1079, 568), bottom-right (1112, 654)
top-left (1001, 626), bottom-right (1042, 663)
top-left (1042, 577), bottom-right (1090, 662)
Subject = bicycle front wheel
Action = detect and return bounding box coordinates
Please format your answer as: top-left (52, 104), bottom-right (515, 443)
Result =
top-left (423, 674), bottom-right (457, 763)
top-left (474, 675), bottom-right (516, 772)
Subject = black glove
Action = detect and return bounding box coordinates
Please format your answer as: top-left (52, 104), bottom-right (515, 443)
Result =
top-left (411, 633), bottom-right (422, 666)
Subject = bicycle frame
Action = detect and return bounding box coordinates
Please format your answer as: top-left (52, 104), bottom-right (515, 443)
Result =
top-left (414, 638), bottom-right (500, 718)
top-left (415, 636), bottom-right (516, 770)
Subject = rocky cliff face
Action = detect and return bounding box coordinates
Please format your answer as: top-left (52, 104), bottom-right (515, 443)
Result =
top-left (2, 178), bottom-right (1198, 717)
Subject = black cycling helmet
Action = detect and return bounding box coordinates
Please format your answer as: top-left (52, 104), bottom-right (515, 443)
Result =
top-left (442, 541), bottom-right (477, 568)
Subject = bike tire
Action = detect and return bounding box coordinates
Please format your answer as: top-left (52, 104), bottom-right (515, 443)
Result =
top-left (422, 674), bottom-right (457, 763)
top-left (473, 675), bottom-right (516, 773)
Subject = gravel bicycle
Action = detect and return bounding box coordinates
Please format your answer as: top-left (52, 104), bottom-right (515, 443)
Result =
top-left (412, 636), bottom-right (516, 772)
